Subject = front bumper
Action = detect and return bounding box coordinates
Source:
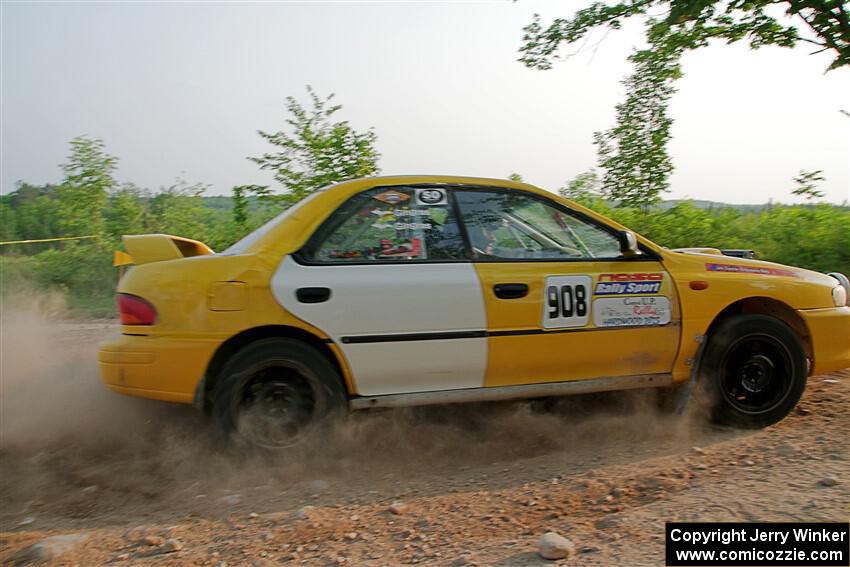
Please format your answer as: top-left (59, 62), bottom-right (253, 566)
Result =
top-left (799, 306), bottom-right (850, 376)
top-left (99, 334), bottom-right (220, 404)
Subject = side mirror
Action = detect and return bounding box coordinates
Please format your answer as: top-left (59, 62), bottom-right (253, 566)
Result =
top-left (617, 230), bottom-right (640, 257)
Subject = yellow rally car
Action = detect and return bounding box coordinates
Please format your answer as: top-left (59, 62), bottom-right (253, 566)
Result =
top-left (99, 176), bottom-right (850, 447)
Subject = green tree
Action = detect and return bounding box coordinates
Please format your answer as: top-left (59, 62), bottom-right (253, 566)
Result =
top-left (559, 169), bottom-right (603, 205)
top-left (519, 1), bottom-right (848, 72)
top-left (56, 136), bottom-right (117, 239)
top-left (147, 179), bottom-right (210, 241)
top-left (231, 184), bottom-right (269, 229)
top-left (250, 86), bottom-right (381, 204)
top-left (0, 201), bottom-right (16, 242)
top-left (519, 2), bottom-right (847, 210)
top-left (753, 204), bottom-right (850, 272)
top-left (104, 183), bottom-right (147, 242)
top-left (791, 169), bottom-right (826, 201)
top-left (2, 183), bottom-right (62, 243)
top-left (198, 183), bottom-right (273, 251)
top-left (594, 26), bottom-right (682, 209)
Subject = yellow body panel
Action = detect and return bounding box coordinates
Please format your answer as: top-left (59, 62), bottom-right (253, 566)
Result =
top-left (99, 334), bottom-right (214, 402)
top-left (474, 261), bottom-right (681, 386)
top-left (658, 251), bottom-right (843, 382)
top-left (98, 175), bottom-right (850, 405)
top-left (799, 307), bottom-right (850, 375)
top-left (110, 252), bottom-right (358, 398)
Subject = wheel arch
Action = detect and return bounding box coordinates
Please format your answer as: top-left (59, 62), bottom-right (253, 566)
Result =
top-left (200, 325), bottom-right (350, 412)
top-left (702, 297), bottom-right (813, 371)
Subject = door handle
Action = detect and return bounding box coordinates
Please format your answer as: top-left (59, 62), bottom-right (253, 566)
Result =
top-left (493, 283), bottom-right (528, 299)
top-left (296, 287), bottom-right (331, 303)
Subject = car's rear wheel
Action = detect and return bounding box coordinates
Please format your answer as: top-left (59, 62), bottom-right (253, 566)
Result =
top-left (699, 314), bottom-right (807, 428)
top-left (213, 338), bottom-right (346, 448)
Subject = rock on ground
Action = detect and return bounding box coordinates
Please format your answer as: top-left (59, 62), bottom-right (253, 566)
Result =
top-left (538, 531), bottom-right (575, 560)
top-left (8, 534), bottom-right (87, 566)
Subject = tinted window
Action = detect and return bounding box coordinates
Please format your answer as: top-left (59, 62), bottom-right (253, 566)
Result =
top-left (307, 187), bottom-right (466, 263)
top-left (455, 190), bottom-right (621, 260)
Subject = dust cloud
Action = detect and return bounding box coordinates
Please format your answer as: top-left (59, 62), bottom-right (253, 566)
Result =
top-left (0, 296), bottom-right (718, 532)
top-left (2, 293), bottom-right (162, 446)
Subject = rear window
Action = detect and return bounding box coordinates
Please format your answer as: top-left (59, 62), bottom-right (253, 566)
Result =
top-left (222, 192), bottom-right (323, 255)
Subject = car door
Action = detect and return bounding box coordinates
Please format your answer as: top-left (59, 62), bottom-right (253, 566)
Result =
top-left (271, 185), bottom-right (488, 396)
top-left (453, 188), bottom-right (681, 388)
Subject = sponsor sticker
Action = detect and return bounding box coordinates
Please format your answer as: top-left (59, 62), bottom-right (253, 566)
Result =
top-left (394, 208), bottom-right (429, 217)
top-left (373, 189), bottom-right (410, 204)
top-left (598, 273), bottom-right (664, 282)
top-left (595, 281), bottom-right (663, 295)
top-left (592, 296), bottom-right (671, 328)
top-left (371, 208), bottom-right (431, 231)
top-left (706, 263), bottom-right (797, 277)
top-left (416, 188), bottom-right (447, 206)
top-left (393, 222), bottom-right (430, 231)
top-left (595, 272), bottom-right (665, 296)
top-left (378, 237), bottom-right (422, 258)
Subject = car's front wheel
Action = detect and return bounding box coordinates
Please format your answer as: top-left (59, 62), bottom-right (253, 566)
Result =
top-left (700, 314), bottom-right (807, 428)
top-left (213, 338), bottom-right (346, 448)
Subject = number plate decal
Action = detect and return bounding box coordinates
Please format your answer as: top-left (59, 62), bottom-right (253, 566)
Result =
top-left (542, 275), bottom-right (593, 329)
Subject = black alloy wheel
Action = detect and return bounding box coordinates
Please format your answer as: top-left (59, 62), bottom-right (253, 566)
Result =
top-left (700, 315), bottom-right (807, 429)
top-left (213, 338), bottom-right (346, 448)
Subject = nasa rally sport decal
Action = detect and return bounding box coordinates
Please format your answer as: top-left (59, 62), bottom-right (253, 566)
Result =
top-left (416, 188), bottom-right (447, 206)
top-left (594, 272), bottom-right (665, 296)
top-left (591, 273), bottom-right (671, 327)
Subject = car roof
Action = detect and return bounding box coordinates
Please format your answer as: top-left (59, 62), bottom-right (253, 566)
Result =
top-left (324, 174), bottom-right (543, 193)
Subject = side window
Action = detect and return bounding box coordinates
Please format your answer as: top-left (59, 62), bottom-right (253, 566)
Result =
top-left (307, 187), bottom-right (466, 263)
top-left (454, 191), bottom-right (622, 260)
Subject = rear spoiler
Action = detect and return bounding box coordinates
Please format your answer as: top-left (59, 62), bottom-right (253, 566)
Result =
top-left (673, 247), bottom-right (756, 259)
top-left (113, 234), bottom-right (214, 266)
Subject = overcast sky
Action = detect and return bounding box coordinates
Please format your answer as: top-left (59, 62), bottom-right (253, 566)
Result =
top-left (2, 1), bottom-right (848, 204)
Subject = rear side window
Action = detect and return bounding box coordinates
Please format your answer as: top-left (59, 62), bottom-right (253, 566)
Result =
top-left (304, 187), bottom-right (466, 263)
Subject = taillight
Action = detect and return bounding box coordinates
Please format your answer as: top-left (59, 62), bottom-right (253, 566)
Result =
top-left (117, 293), bottom-right (158, 325)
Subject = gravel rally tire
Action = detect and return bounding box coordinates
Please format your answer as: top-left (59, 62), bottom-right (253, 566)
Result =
top-left (699, 314), bottom-right (807, 429)
top-left (213, 338), bottom-right (347, 448)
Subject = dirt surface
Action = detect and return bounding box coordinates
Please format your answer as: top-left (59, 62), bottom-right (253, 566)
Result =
top-left (1, 308), bottom-right (848, 566)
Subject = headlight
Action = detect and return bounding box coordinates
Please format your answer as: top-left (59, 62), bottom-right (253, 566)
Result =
top-left (828, 272), bottom-right (850, 306)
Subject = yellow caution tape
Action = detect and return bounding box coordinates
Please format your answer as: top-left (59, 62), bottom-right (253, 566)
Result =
top-left (0, 235), bottom-right (98, 246)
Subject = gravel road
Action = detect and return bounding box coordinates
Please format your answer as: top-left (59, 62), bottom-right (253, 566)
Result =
top-left (1, 311), bottom-right (847, 566)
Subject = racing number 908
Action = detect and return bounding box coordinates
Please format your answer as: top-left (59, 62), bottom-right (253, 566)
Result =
top-left (547, 284), bottom-right (587, 318)
top-left (547, 283), bottom-right (588, 318)
top-left (542, 275), bottom-right (592, 329)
